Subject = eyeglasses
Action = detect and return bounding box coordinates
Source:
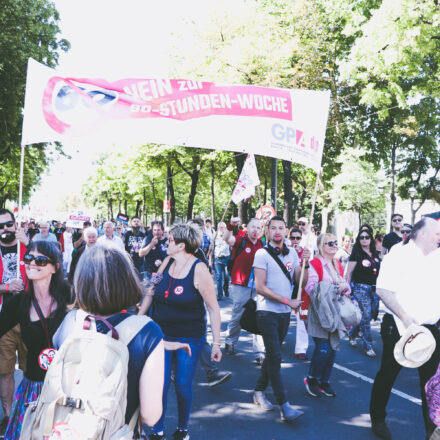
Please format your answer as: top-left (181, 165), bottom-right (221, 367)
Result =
top-left (392, 218), bottom-right (403, 223)
top-left (401, 229), bottom-right (411, 234)
top-left (359, 235), bottom-right (371, 240)
top-left (325, 240), bottom-right (338, 247)
top-left (0, 221), bottom-right (14, 230)
top-left (290, 236), bottom-right (302, 240)
top-left (23, 254), bottom-right (54, 267)
top-left (298, 222), bottom-right (306, 226)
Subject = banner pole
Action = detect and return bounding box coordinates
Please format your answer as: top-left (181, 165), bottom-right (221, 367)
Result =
top-left (219, 198), bottom-right (232, 224)
top-left (297, 170), bottom-right (321, 303)
top-left (16, 142), bottom-right (26, 279)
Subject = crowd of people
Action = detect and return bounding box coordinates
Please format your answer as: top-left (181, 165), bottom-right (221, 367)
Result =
top-left (0, 207), bottom-right (438, 439)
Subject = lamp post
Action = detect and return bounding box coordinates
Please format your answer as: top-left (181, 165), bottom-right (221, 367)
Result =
top-left (409, 187), bottom-right (416, 226)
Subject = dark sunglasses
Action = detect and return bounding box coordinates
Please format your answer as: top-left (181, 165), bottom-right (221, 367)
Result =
top-left (23, 254), bottom-right (54, 267)
top-left (401, 229), bottom-right (411, 234)
top-left (298, 222), bottom-right (306, 226)
top-left (392, 218), bottom-right (403, 222)
top-left (325, 240), bottom-right (338, 247)
top-left (290, 236), bottom-right (302, 240)
top-left (0, 221), bottom-right (14, 230)
top-left (359, 235), bottom-right (371, 240)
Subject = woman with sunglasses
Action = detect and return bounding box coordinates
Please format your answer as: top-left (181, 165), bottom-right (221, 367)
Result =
top-left (345, 229), bottom-right (381, 357)
top-left (304, 233), bottom-right (350, 398)
top-left (0, 241), bottom-right (72, 439)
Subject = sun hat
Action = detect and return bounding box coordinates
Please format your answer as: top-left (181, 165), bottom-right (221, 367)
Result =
top-left (394, 324), bottom-right (436, 368)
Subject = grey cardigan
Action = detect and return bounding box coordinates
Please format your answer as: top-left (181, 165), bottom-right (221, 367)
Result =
top-left (307, 281), bottom-right (347, 350)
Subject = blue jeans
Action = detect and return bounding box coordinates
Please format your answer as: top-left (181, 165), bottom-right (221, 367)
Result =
top-left (255, 311), bottom-right (290, 405)
top-left (348, 283), bottom-right (379, 351)
top-left (153, 336), bottom-right (205, 432)
top-left (308, 337), bottom-right (336, 384)
top-left (214, 256), bottom-right (230, 296)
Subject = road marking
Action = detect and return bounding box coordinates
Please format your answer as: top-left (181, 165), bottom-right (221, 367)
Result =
top-left (334, 363), bottom-right (422, 406)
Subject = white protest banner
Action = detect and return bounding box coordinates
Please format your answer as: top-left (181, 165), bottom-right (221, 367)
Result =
top-left (22, 58), bottom-right (331, 170)
top-left (231, 154), bottom-right (260, 204)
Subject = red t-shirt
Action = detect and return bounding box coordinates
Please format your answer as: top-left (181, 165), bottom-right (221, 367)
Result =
top-left (230, 236), bottom-right (263, 286)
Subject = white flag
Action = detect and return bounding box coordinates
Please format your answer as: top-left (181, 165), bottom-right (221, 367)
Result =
top-left (231, 154), bottom-right (260, 204)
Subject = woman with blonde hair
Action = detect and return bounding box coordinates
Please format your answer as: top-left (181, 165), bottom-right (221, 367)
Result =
top-left (303, 233), bottom-right (351, 398)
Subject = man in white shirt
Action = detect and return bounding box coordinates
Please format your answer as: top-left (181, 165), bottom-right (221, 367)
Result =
top-left (298, 217), bottom-right (317, 257)
top-left (370, 217), bottom-right (440, 440)
top-left (97, 221), bottom-right (125, 251)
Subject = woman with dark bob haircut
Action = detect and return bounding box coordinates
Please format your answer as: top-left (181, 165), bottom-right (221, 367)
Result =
top-left (53, 245), bottom-right (181, 436)
top-left (139, 223), bottom-right (222, 440)
top-left (0, 241), bottom-right (72, 439)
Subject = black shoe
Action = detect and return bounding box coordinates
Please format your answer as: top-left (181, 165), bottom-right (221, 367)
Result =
top-left (225, 343), bottom-right (235, 355)
top-left (147, 434), bottom-right (166, 440)
top-left (0, 416), bottom-right (8, 436)
top-left (319, 382), bottom-right (336, 397)
top-left (371, 421), bottom-right (392, 439)
top-left (217, 295), bottom-right (223, 301)
top-left (255, 355), bottom-right (265, 366)
top-left (207, 370), bottom-right (232, 388)
top-left (171, 429), bottom-right (190, 440)
top-left (304, 377), bottom-right (321, 397)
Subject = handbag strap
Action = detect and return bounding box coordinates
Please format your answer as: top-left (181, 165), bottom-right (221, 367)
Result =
top-left (264, 246), bottom-right (292, 285)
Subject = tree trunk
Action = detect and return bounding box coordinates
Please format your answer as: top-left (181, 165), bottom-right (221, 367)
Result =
top-left (390, 141), bottom-right (397, 225)
top-left (234, 152), bottom-right (247, 223)
top-left (124, 200), bottom-right (128, 214)
top-left (263, 177), bottom-right (267, 205)
top-left (135, 200), bottom-right (142, 217)
top-left (109, 198), bottom-right (113, 220)
top-left (210, 160), bottom-right (216, 226)
top-left (187, 173), bottom-right (200, 220)
top-left (167, 165), bottom-right (176, 225)
top-left (142, 189), bottom-right (147, 225)
top-left (118, 199), bottom-right (121, 213)
top-left (152, 179), bottom-right (157, 219)
top-left (282, 160), bottom-right (293, 227)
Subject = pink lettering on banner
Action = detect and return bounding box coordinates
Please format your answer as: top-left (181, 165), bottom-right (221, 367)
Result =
top-left (42, 76), bottom-right (292, 134)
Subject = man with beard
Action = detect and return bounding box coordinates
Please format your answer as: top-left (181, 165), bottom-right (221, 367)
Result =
top-left (139, 221), bottom-right (166, 283)
top-left (0, 209), bottom-right (28, 435)
top-left (125, 217), bottom-right (146, 277)
top-left (252, 216), bottom-right (309, 421)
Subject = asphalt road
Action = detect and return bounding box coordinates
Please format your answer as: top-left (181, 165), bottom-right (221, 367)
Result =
top-left (3, 300), bottom-right (426, 439)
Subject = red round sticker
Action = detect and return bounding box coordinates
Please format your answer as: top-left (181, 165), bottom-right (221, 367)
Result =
top-left (174, 286), bottom-right (184, 295)
top-left (49, 422), bottom-right (80, 439)
top-left (38, 348), bottom-right (57, 371)
top-left (362, 259), bottom-right (372, 268)
top-left (285, 261), bottom-right (293, 272)
top-left (154, 259), bottom-right (162, 267)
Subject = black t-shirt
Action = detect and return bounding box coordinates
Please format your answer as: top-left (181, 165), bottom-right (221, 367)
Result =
top-left (0, 244), bottom-right (21, 284)
top-left (349, 247), bottom-right (381, 285)
top-left (141, 236), bottom-right (168, 273)
top-left (54, 228), bottom-right (64, 241)
top-left (382, 231), bottom-right (402, 252)
top-left (27, 228), bottom-right (39, 240)
top-left (125, 230), bottom-right (146, 272)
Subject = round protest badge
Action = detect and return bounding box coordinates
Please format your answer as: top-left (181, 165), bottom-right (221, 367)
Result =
top-left (38, 348), bottom-right (57, 371)
top-left (154, 259), bottom-right (162, 267)
top-left (256, 205), bottom-right (276, 221)
top-left (285, 261), bottom-right (293, 272)
top-left (174, 286), bottom-right (184, 295)
top-left (48, 422), bottom-right (80, 439)
top-left (362, 259), bottom-right (372, 268)
top-left (245, 247), bottom-right (251, 254)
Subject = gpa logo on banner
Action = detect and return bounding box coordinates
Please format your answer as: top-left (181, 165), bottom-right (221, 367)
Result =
top-left (271, 123), bottom-right (319, 152)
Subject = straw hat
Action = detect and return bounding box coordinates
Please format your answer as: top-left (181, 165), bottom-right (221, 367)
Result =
top-left (394, 324), bottom-right (436, 368)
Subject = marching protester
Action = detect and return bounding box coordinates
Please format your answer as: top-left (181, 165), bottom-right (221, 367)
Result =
top-left (223, 217), bottom-right (265, 364)
top-left (0, 241), bottom-right (72, 439)
top-left (253, 216), bottom-right (309, 421)
top-left (212, 221), bottom-right (230, 301)
top-left (288, 227), bottom-right (309, 360)
top-left (370, 217), bottom-right (440, 440)
top-left (53, 245), bottom-right (169, 438)
top-left (68, 226), bottom-right (98, 284)
top-left (298, 217), bottom-right (317, 256)
top-left (62, 226), bottom-right (74, 275)
top-left (138, 223), bottom-right (222, 440)
top-left (346, 228), bottom-right (381, 357)
top-left (335, 235), bottom-right (352, 270)
top-left (0, 209), bottom-right (28, 436)
top-left (97, 220), bottom-right (125, 251)
top-left (381, 213), bottom-right (404, 257)
top-left (139, 221), bottom-right (167, 284)
top-left (125, 216), bottom-right (147, 277)
top-left (304, 233), bottom-right (350, 398)
top-left (32, 222), bottom-right (57, 243)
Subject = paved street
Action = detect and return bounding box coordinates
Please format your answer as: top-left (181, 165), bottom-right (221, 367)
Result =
top-left (168, 299), bottom-right (425, 440)
top-left (3, 300), bottom-right (425, 439)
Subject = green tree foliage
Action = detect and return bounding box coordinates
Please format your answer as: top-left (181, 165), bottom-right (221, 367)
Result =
top-left (0, 0), bottom-right (69, 207)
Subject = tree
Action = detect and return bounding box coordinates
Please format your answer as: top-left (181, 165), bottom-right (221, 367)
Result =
top-left (0, 0), bottom-right (69, 206)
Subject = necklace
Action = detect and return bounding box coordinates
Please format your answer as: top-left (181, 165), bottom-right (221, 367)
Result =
top-left (165, 254), bottom-right (193, 298)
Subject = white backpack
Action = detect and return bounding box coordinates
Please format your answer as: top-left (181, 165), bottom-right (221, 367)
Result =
top-left (20, 311), bottom-right (150, 439)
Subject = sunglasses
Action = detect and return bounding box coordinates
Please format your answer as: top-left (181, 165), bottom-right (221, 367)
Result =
top-left (401, 229), bottom-right (411, 234)
top-left (392, 218), bottom-right (403, 222)
top-left (359, 235), bottom-right (371, 240)
top-left (325, 240), bottom-right (338, 247)
top-left (23, 254), bottom-right (54, 267)
top-left (290, 236), bottom-right (302, 240)
top-left (298, 222), bottom-right (306, 226)
top-left (0, 221), bottom-right (14, 230)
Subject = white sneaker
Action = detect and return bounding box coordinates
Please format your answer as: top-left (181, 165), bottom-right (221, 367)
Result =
top-left (253, 391), bottom-right (274, 411)
top-left (366, 348), bottom-right (377, 358)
